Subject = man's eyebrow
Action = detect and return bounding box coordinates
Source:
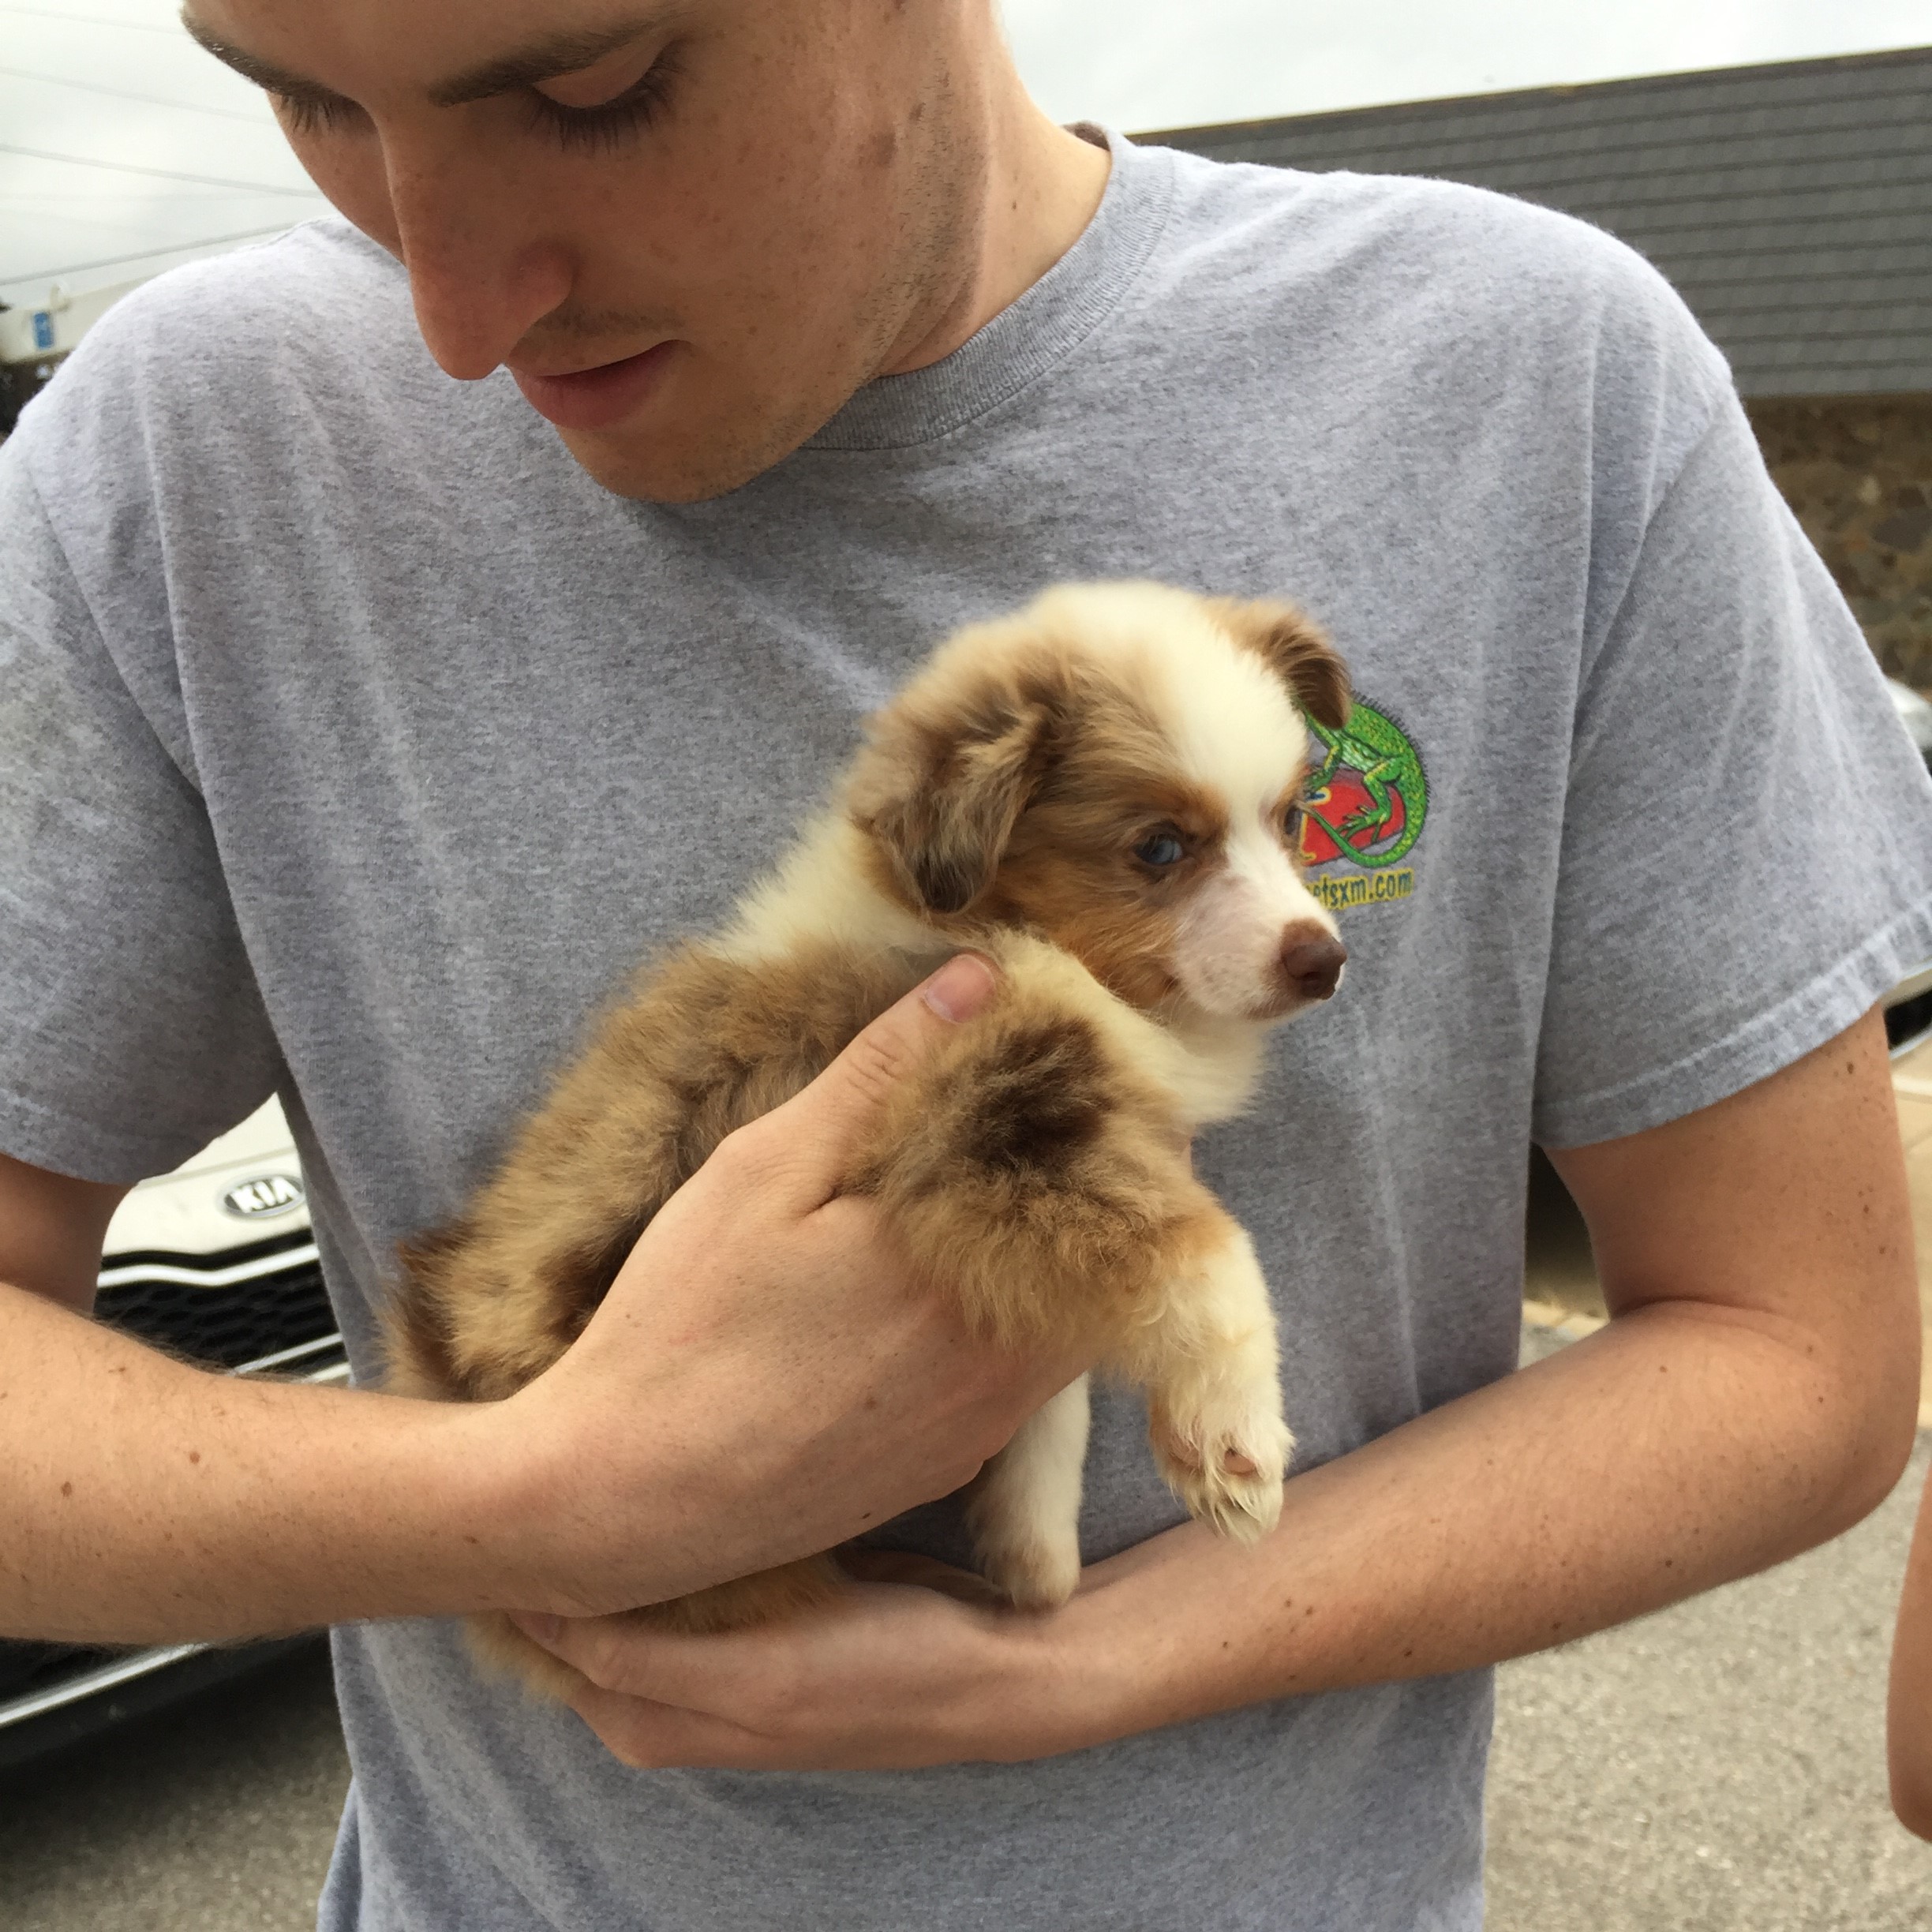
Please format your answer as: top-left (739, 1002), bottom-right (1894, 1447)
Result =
top-left (179, 11), bottom-right (345, 109)
top-left (427, 17), bottom-right (673, 108)
top-left (176, 9), bottom-right (673, 111)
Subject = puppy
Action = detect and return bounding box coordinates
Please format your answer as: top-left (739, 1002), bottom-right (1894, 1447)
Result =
top-left (384, 581), bottom-right (1350, 1701)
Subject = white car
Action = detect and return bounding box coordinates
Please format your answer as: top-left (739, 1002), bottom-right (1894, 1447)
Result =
top-left (0, 1100), bottom-right (343, 1768)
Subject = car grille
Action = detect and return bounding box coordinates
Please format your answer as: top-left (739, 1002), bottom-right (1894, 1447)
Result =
top-left (94, 1230), bottom-right (338, 1372)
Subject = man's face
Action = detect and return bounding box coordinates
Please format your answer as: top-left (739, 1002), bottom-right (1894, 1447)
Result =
top-left (183, 1), bottom-right (991, 500)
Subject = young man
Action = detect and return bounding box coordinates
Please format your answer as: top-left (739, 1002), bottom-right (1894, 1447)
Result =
top-left (2, 2), bottom-right (1928, 1925)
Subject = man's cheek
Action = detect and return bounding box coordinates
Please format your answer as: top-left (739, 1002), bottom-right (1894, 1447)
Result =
top-left (284, 136), bottom-right (400, 250)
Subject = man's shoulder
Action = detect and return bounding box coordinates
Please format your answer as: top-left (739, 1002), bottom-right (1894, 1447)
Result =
top-left (1154, 143), bottom-right (1655, 284)
top-left (1148, 144), bottom-right (1727, 383)
top-left (6, 218), bottom-right (501, 553)
top-left (11, 220), bottom-right (440, 480)
top-left (56, 219), bottom-right (407, 374)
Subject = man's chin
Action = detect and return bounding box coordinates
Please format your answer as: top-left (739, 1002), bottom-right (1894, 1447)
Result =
top-left (549, 412), bottom-right (818, 504)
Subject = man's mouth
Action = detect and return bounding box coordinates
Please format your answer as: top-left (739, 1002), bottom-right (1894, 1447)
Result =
top-left (510, 342), bottom-right (679, 432)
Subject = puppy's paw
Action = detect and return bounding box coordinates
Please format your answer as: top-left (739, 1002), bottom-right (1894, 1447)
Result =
top-left (1150, 1404), bottom-right (1293, 1544)
top-left (466, 1609), bottom-right (588, 1704)
top-left (973, 1524), bottom-right (1082, 1610)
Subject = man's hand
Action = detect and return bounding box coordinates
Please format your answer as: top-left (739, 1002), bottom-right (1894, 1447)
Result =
top-left (1, 953), bottom-right (1078, 1645)
top-left (506, 1555), bottom-right (1071, 1771)
top-left (496, 1006), bottom-right (1919, 1771)
top-left (487, 949), bottom-right (1088, 1618)
top-left (0, 1151), bottom-right (125, 1312)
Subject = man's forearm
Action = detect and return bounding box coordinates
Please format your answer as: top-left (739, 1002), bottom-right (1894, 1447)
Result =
top-left (1056, 1300), bottom-right (1917, 1746)
top-left (1065, 1013), bottom-right (1923, 1744)
top-left (481, 1013), bottom-right (1923, 1775)
top-left (1889, 1463), bottom-right (1932, 1838)
top-left (489, 1288), bottom-right (1920, 1774)
top-left (0, 1280), bottom-right (562, 1642)
top-left (0, 972), bottom-right (1065, 1647)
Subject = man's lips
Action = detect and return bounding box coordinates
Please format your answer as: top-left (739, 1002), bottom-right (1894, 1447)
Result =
top-left (511, 342), bottom-right (677, 432)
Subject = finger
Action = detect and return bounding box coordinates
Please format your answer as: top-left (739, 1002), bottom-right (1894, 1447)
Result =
top-left (833, 1548), bottom-right (1010, 1606)
top-left (752, 951), bottom-right (999, 1193)
top-left (567, 1682), bottom-right (788, 1769)
top-left (511, 1606), bottom-right (790, 1707)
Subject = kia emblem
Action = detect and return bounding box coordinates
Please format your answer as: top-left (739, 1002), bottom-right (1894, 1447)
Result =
top-left (221, 1173), bottom-right (306, 1219)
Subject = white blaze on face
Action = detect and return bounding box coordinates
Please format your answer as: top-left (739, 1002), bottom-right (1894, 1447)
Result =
top-left (1155, 625), bottom-right (1342, 1019)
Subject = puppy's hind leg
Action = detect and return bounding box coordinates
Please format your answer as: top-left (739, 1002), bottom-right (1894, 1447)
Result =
top-left (966, 1375), bottom-right (1091, 1609)
top-left (1136, 1219), bottom-right (1293, 1544)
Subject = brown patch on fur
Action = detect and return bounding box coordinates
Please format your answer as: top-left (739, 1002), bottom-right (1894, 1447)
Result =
top-left (848, 622), bottom-right (1251, 1014)
top-left (856, 972), bottom-right (1213, 1354)
top-left (1208, 596), bottom-right (1351, 728)
top-left (953, 1015), bottom-right (1109, 1174)
top-left (845, 645), bottom-right (1073, 915)
top-left (979, 756), bottom-right (1234, 1013)
top-left (537, 1215), bottom-right (650, 1352)
top-left (384, 1222), bottom-right (472, 1399)
top-left (982, 844), bottom-right (1181, 1012)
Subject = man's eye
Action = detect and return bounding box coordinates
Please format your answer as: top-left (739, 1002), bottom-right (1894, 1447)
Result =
top-left (526, 53), bottom-right (680, 153)
top-left (271, 92), bottom-right (367, 138)
top-left (1133, 831), bottom-right (1186, 867)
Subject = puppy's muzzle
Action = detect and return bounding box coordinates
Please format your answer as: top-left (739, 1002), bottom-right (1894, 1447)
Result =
top-left (1279, 926), bottom-right (1347, 1002)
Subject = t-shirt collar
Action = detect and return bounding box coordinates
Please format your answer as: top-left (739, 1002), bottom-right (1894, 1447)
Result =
top-left (803, 127), bottom-right (1174, 452)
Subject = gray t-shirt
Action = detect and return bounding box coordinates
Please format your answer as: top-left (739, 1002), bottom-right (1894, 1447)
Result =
top-left (3, 131), bottom-right (1930, 1931)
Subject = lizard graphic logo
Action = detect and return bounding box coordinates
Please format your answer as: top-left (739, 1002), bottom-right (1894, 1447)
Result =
top-left (1297, 697), bottom-right (1427, 908)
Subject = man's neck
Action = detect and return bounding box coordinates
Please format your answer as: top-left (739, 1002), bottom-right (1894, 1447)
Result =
top-left (880, 97), bottom-right (1112, 378)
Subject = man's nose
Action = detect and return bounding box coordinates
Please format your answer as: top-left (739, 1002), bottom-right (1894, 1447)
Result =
top-left (1279, 925), bottom-right (1347, 1001)
top-left (387, 152), bottom-right (572, 380)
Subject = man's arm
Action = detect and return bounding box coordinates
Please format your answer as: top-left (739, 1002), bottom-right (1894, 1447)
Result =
top-left (507, 1005), bottom-right (1921, 1769)
top-left (0, 956), bottom-right (1076, 1646)
top-left (0, 1153), bottom-right (125, 1312)
top-left (1889, 1463), bottom-right (1932, 1840)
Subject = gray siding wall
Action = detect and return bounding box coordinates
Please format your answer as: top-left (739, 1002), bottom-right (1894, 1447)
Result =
top-left (1150, 49), bottom-right (1932, 399)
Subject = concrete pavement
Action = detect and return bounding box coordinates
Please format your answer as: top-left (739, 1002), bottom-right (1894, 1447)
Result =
top-left (0, 1643), bottom-right (345, 1930)
top-left (1488, 1339), bottom-right (1932, 1930)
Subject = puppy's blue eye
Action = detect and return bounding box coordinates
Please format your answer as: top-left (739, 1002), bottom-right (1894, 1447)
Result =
top-left (1134, 832), bottom-right (1186, 867)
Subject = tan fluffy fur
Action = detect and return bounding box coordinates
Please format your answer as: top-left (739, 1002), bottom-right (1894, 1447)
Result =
top-left (384, 581), bottom-right (1351, 1698)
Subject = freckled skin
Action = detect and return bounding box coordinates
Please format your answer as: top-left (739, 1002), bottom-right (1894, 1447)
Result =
top-left (183, 0), bottom-right (1109, 501)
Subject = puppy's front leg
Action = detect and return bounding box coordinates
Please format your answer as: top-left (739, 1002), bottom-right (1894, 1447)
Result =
top-left (1136, 1220), bottom-right (1293, 1543)
top-left (965, 1374), bottom-right (1091, 1608)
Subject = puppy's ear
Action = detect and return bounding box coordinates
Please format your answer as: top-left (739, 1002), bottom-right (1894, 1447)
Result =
top-left (847, 654), bottom-right (1062, 916)
top-left (1211, 597), bottom-right (1351, 730)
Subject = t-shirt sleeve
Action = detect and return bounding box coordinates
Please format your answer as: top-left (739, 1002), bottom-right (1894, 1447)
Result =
top-left (0, 444), bottom-right (282, 1183)
top-left (1532, 390), bottom-right (1932, 1148)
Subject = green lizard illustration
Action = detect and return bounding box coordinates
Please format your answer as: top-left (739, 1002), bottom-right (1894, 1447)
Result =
top-left (1303, 701), bottom-right (1428, 870)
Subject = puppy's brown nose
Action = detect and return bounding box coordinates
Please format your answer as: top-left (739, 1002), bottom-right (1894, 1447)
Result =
top-left (1279, 926), bottom-right (1347, 1002)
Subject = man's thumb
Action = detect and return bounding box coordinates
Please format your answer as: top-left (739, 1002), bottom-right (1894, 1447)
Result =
top-left (772, 952), bottom-right (1000, 1176)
